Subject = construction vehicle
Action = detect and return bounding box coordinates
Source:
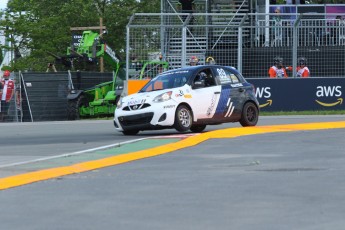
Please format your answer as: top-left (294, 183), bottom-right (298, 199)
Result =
top-left (62, 30), bottom-right (168, 119)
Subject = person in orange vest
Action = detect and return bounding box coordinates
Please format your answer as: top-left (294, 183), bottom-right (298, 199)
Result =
top-left (0, 70), bottom-right (15, 121)
top-left (268, 56), bottom-right (288, 78)
top-left (286, 57), bottom-right (310, 77)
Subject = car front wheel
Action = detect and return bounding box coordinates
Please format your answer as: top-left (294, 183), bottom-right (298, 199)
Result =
top-left (174, 105), bottom-right (192, 132)
top-left (239, 102), bottom-right (259, 127)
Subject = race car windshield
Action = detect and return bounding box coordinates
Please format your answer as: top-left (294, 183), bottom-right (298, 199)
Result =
top-left (139, 71), bottom-right (189, 92)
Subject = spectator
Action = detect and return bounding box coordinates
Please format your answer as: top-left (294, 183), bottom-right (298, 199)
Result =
top-left (46, 63), bottom-right (57, 72)
top-left (179, 0), bottom-right (195, 14)
top-left (189, 56), bottom-right (199, 66)
top-left (287, 57), bottom-right (310, 77)
top-left (268, 56), bottom-right (288, 78)
top-left (178, 0), bottom-right (195, 26)
top-left (271, 8), bottom-right (283, 46)
top-left (0, 70), bottom-right (15, 121)
top-left (206, 56), bottom-right (216, 65)
top-left (334, 15), bottom-right (345, 45)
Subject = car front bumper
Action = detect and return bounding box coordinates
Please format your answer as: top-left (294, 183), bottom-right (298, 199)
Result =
top-left (113, 102), bottom-right (177, 132)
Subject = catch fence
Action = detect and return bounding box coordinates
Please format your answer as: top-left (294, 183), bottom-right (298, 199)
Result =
top-left (126, 12), bottom-right (345, 78)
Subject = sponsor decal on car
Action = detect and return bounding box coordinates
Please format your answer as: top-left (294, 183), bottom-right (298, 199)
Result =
top-left (207, 94), bottom-right (217, 116)
top-left (175, 90), bottom-right (184, 97)
top-left (128, 99), bottom-right (146, 106)
top-left (224, 98), bottom-right (235, 117)
top-left (231, 83), bottom-right (243, 87)
top-left (164, 105), bottom-right (176, 109)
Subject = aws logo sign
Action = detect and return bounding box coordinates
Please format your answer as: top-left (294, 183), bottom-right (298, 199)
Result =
top-left (255, 87), bottom-right (272, 108)
top-left (315, 86), bottom-right (343, 107)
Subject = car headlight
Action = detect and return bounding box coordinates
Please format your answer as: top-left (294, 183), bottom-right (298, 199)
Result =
top-left (153, 91), bottom-right (172, 103)
top-left (116, 97), bottom-right (123, 109)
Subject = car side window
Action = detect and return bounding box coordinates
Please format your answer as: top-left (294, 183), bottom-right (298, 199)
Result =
top-left (215, 67), bottom-right (242, 85)
top-left (193, 68), bottom-right (216, 88)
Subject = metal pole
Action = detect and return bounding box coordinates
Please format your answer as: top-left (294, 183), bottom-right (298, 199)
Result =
top-left (126, 25), bottom-right (130, 81)
top-left (293, 14), bottom-right (303, 78)
top-left (238, 14), bottom-right (248, 72)
top-left (20, 72), bottom-right (33, 122)
top-left (99, 17), bottom-right (104, 73)
top-left (265, 0), bottom-right (270, 46)
top-left (182, 26), bottom-right (187, 67)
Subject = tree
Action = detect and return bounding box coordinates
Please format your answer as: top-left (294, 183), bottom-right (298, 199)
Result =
top-left (0, 0), bottom-right (160, 72)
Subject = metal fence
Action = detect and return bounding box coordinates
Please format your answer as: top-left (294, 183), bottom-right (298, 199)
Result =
top-left (0, 71), bottom-right (114, 123)
top-left (126, 12), bottom-right (345, 79)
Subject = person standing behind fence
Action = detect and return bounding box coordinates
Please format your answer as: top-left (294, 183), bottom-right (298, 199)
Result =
top-left (178, 0), bottom-right (195, 26)
top-left (268, 56), bottom-right (288, 78)
top-left (271, 8), bottom-right (283, 46)
top-left (189, 56), bottom-right (199, 66)
top-left (286, 57), bottom-right (310, 78)
top-left (0, 70), bottom-right (15, 121)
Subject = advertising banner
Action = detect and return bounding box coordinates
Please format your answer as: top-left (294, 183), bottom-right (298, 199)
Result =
top-left (248, 78), bottom-right (345, 111)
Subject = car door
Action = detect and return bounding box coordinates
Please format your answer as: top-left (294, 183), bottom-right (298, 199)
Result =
top-left (211, 66), bottom-right (243, 121)
top-left (190, 68), bottom-right (221, 120)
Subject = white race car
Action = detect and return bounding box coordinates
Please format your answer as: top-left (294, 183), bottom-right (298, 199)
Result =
top-left (114, 65), bottom-right (259, 135)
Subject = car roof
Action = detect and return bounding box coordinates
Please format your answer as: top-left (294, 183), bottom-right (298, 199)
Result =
top-left (163, 65), bottom-right (239, 74)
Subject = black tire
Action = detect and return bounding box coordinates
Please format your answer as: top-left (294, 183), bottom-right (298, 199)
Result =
top-left (122, 130), bottom-right (139, 135)
top-left (190, 124), bottom-right (207, 133)
top-left (174, 105), bottom-right (192, 132)
top-left (239, 102), bottom-right (259, 127)
top-left (67, 95), bottom-right (87, 120)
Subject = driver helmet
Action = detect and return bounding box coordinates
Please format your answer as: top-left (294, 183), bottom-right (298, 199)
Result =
top-left (189, 56), bottom-right (199, 66)
top-left (196, 72), bottom-right (207, 81)
top-left (298, 57), bottom-right (307, 66)
top-left (274, 56), bottom-right (283, 69)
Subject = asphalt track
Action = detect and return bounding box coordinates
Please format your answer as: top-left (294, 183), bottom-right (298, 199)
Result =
top-left (1, 116), bottom-right (345, 229)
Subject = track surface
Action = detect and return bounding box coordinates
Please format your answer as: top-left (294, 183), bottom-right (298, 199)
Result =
top-left (0, 115), bottom-right (345, 230)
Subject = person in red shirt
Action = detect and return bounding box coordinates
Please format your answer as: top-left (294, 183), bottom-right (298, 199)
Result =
top-left (0, 70), bottom-right (15, 121)
top-left (286, 57), bottom-right (310, 77)
top-left (189, 56), bottom-right (199, 66)
top-left (268, 56), bottom-right (288, 78)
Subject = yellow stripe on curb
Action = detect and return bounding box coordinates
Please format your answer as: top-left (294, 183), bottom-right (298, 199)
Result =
top-left (1, 121), bottom-right (345, 190)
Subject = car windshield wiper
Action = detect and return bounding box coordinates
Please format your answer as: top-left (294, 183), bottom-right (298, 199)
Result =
top-left (148, 88), bottom-right (164, 92)
top-left (139, 88), bottom-right (165, 93)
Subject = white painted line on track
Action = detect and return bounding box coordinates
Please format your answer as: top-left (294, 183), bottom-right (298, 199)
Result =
top-left (0, 137), bottom-right (150, 169)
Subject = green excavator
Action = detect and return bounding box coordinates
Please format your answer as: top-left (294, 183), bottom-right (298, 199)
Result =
top-left (62, 30), bottom-right (168, 119)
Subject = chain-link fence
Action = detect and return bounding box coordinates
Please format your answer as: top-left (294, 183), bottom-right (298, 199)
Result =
top-left (127, 12), bottom-right (345, 78)
top-left (0, 71), bottom-right (114, 123)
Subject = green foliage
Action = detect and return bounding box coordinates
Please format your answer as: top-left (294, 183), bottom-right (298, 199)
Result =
top-left (0, 0), bottom-right (160, 72)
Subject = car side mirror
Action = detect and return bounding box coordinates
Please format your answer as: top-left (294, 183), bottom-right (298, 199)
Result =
top-left (193, 80), bottom-right (205, 89)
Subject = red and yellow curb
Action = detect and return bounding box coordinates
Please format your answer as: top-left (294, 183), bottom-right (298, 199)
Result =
top-left (1, 121), bottom-right (345, 190)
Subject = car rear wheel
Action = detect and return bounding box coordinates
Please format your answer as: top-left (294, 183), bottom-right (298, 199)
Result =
top-left (174, 105), bottom-right (192, 132)
top-left (122, 130), bottom-right (139, 135)
top-left (239, 102), bottom-right (259, 127)
top-left (190, 124), bottom-right (206, 133)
